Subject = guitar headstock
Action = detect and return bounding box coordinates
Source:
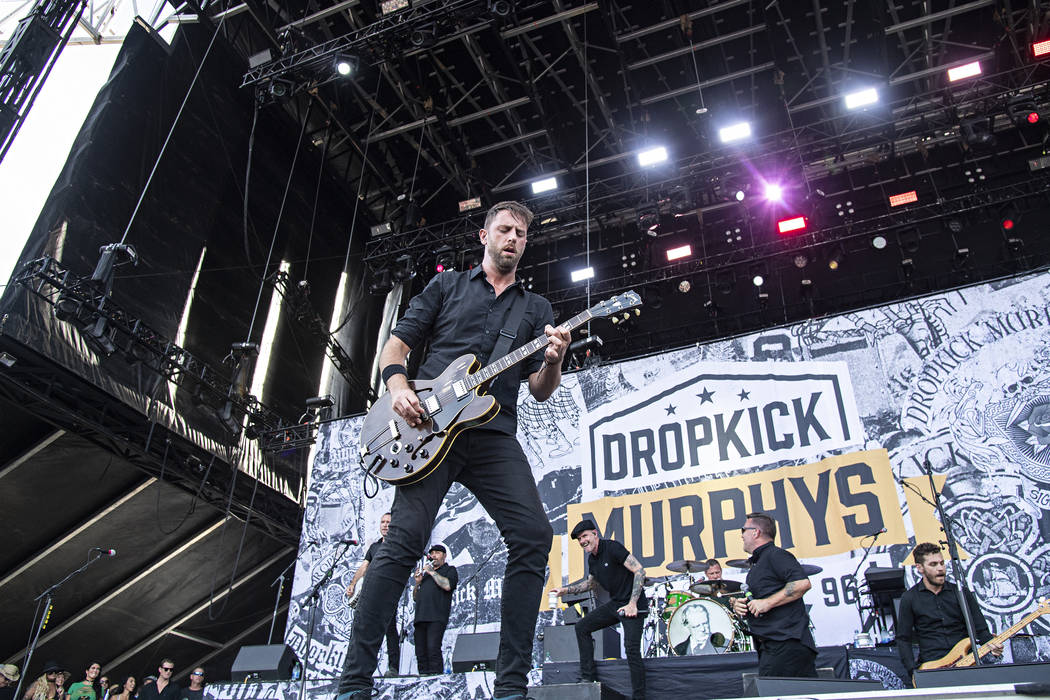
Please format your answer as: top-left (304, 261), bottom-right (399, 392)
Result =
top-left (589, 290), bottom-right (643, 319)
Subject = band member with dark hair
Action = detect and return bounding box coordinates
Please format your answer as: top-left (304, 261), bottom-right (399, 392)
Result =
top-left (553, 519), bottom-right (647, 700)
top-left (730, 512), bottom-right (817, 678)
top-left (337, 201), bottom-right (569, 700)
top-left (413, 545), bottom-right (458, 675)
top-left (896, 542), bottom-right (1002, 676)
top-left (346, 513), bottom-right (400, 675)
top-left (704, 559), bottom-right (722, 580)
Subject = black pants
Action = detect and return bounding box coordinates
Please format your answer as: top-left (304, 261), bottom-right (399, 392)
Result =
top-left (414, 620), bottom-right (447, 674)
top-left (384, 615), bottom-right (400, 673)
top-left (575, 600), bottom-right (646, 699)
top-left (338, 430), bottom-right (554, 698)
top-left (755, 637), bottom-right (818, 677)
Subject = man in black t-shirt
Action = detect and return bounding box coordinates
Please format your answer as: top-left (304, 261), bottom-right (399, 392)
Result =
top-left (413, 544), bottom-right (459, 675)
top-left (730, 512), bottom-right (816, 678)
top-left (346, 513), bottom-right (401, 675)
top-left (554, 519), bottom-right (647, 699)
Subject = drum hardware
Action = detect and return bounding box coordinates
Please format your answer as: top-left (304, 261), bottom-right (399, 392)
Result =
top-left (725, 559), bottom-right (823, 576)
top-left (689, 579), bottom-right (742, 596)
top-left (666, 559), bottom-right (711, 574)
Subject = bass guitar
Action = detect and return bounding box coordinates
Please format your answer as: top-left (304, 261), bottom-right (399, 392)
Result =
top-left (358, 290), bottom-right (641, 484)
top-left (919, 597), bottom-right (1049, 669)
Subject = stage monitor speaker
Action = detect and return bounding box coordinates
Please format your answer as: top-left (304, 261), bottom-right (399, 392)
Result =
top-left (542, 625), bottom-right (620, 662)
top-left (451, 631), bottom-right (500, 672)
top-left (528, 683), bottom-right (627, 699)
top-left (914, 662), bottom-right (1050, 688)
top-left (749, 677), bottom-right (882, 696)
top-left (230, 644), bottom-right (298, 681)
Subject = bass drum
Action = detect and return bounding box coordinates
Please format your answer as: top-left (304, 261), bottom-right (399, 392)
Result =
top-left (666, 597), bottom-right (737, 655)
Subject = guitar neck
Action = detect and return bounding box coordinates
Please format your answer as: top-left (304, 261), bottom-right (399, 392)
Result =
top-left (467, 308), bottom-right (595, 390)
top-left (977, 609), bottom-right (1045, 657)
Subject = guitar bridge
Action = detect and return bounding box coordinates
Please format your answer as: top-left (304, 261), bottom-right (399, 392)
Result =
top-left (388, 419), bottom-right (400, 439)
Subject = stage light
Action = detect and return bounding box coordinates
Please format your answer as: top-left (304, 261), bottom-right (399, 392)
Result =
top-left (458, 197), bottom-right (482, 212)
top-left (531, 177), bottom-right (558, 194)
top-left (488, 0), bottom-right (512, 17)
top-left (734, 189), bottom-right (746, 202)
top-left (1033, 39), bottom-right (1050, 58)
top-left (961, 117), bottom-right (996, 148)
top-left (678, 279), bottom-right (692, 293)
top-left (872, 235), bottom-right (888, 250)
top-left (570, 267), bottom-right (594, 283)
top-left (718, 122), bottom-right (751, 143)
top-left (776, 215), bottom-right (807, 234)
top-left (409, 24), bottom-right (436, 48)
top-left (947, 61), bottom-right (982, 82)
top-left (370, 222), bottom-right (393, 236)
top-left (334, 53), bottom-right (357, 76)
top-left (999, 206), bottom-right (1019, 232)
top-left (827, 245), bottom-right (845, 271)
top-left (1008, 95), bottom-right (1041, 127)
top-left (638, 146), bottom-right (668, 167)
top-left (369, 268), bottom-right (393, 295)
top-left (844, 88), bottom-right (878, 110)
top-left (381, 0), bottom-right (409, 13)
top-left (435, 246), bottom-right (455, 273)
top-left (752, 274), bottom-right (764, 287)
top-left (793, 254), bottom-right (808, 269)
top-left (765, 183), bottom-right (783, 202)
top-left (889, 190), bottom-right (918, 207)
top-left (666, 244), bottom-right (692, 261)
top-left (392, 254), bottom-right (416, 283)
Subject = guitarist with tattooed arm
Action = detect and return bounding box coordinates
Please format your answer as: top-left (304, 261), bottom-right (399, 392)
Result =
top-left (337, 201), bottom-right (571, 700)
top-left (553, 519), bottom-right (649, 700)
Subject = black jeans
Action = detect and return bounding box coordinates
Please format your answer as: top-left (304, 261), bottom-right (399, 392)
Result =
top-left (384, 616), bottom-right (399, 673)
top-left (414, 620), bottom-right (447, 674)
top-left (755, 637), bottom-right (818, 677)
top-left (338, 429), bottom-right (553, 698)
top-left (575, 600), bottom-right (646, 699)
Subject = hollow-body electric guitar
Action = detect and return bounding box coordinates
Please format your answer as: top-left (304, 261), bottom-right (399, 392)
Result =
top-left (358, 290), bottom-right (642, 484)
top-left (919, 597), bottom-right (1049, 669)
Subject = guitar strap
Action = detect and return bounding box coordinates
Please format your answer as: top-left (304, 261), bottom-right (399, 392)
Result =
top-left (487, 289), bottom-right (529, 393)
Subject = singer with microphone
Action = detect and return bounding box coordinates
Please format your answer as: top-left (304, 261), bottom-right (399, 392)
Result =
top-left (730, 512), bottom-right (817, 678)
top-left (552, 520), bottom-right (647, 700)
top-left (412, 544), bottom-right (458, 675)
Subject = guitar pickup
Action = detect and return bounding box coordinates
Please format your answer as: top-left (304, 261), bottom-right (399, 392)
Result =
top-left (388, 419), bottom-right (400, 439)
top-left (423, 395), bottom-right (440, 415)
top-left (451, 380), bottom-right (468, 399)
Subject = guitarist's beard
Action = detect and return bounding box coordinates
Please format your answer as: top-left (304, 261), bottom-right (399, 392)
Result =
top-left (486, 240), bottom-right (522, 275)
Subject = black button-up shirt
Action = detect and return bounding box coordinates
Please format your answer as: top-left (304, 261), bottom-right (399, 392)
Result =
top-left (391, 267), bottom-right (555, 434)
top-left (744, 541), bottom-right (815, 650)
top-left (587, 539), bottom-right (648, 610)
top-left (364, 537), bottom-right (384, 562)
top-left (895, 580), bottom-right (993, 673)
top-left (415, 562), bottom-right (459, 623)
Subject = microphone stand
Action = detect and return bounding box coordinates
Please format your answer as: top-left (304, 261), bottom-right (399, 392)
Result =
top-left (849, 529), bottom-right (885, 636)
top-left (922, 459), bottom-right (984, 666)
top-left (299, 541), bottom-right (353, 700)
top-left (467, 543), bottom-right (506, 633)
top-left (15, 550), bottom-right (110, 700)
top-left (268, 558), bottom-right (298, 644)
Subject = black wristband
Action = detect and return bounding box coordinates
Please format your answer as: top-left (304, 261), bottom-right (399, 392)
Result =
top-left (382, 364), bottom-right (408, 384)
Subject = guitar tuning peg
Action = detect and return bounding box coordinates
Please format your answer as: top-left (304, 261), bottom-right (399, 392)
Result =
top-left (622, 312), bottom-right (630, 321)
top-left (634, 309), bottom-right (641, 316)
top-left (610, 316), bottom-right (620, 324)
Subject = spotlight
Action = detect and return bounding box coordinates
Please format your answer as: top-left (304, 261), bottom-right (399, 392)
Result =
top-left (872, 235), bottom-right (888, 250)
top-left (1007, 95), bottom-right (1041, 128)
top-left (435, 246), bottom-right (455, 273)
top-left (1033, 39), bottom-right (1050, 58)
top-left (734, 189), bottom-right (746, 202)
top-left (844, 88), bottom-right (879, 110)
top-left (458, 197), bottom-right (482, 212)
top-left (369, 268), bottom-right (393, 295)
top-left (638, 146), bottom-right (668, 167)
top-left (380, 0), bottom-right (409, 14)
top-left (757, 291), bottom-right (769, 309)
top-left (718, 122), bottom-right (751, 143)
top-left (776, 215), bottom-right (807, 234)
top-left (827, 245), bottom-right (845, 271)
top-left (488, 0), bottom-right (512, 16)
top-left (752, 274), bottom-right (764, 287)
top-left (408, 24), bottom-right (436, 48)
top-left (897, 227), bottom-right (920, 253)
top-left (333, 53), bottom-right (357, 76)
top-left (666, 244), bottom-right (692, 261)
top-left (947, 61), bottom-right (982, 82)
top-left (531, 176), bottom-right (558, 194)
top-left (570, 267), bottom-right (594, 283)
top-left (392, 254), bottom-right (416, 282)
top-left (678, 279), bottom-right (692, 293)
top-left (999, 206), bottom-right (1019, 232)
top-left (764, 184), bottom-right (783, 202)
top-left (793, 254), bottom-right (808, 269)
top-left (370, 222), bottom-right (393, 236)
top-left (961, 117), bottom-right (996, 148)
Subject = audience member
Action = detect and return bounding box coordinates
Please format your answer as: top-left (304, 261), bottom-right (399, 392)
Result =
top-left (23, 662), bottom-right (65, 700)
top-left (136, 662), bottom-right (176, 700)
top-left (0, 665), bottom-right (20, 700)
top-left (67, 663), bottom-right (101, 700)
top-left (177, 669), bottom-right (203, 700)
top-left (106, 678), bottom-right (134, 700)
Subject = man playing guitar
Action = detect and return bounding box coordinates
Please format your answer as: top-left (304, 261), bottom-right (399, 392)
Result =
top-left (896, 542), bottom-right (1002, 677)
top-left (346, 513), bottom-right (400, 676)
top-left (336, 201), bottom-right (571, 700)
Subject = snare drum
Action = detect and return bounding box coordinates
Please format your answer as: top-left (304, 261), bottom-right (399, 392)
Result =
top-left (666, 597), bottom-right (737, 655)
top-left (661, 590), bottom-right (694, 621)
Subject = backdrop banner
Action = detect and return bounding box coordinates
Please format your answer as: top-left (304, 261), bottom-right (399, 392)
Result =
top-left (286, 271), bottom-right (1050, 683)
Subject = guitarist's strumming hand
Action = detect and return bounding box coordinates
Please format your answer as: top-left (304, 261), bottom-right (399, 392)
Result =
top-left (388, 373), bottom-right (427, 428)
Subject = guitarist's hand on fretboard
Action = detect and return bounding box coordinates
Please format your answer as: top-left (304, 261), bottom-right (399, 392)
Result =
top-left (543, 324), bottom-right (572, 366)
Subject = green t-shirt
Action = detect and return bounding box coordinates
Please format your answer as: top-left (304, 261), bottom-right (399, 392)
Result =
top-left (67, 683), bottom-right (96, 700)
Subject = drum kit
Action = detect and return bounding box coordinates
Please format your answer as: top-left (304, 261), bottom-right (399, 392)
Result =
top-left (641, 558), bottom-right (822, 658)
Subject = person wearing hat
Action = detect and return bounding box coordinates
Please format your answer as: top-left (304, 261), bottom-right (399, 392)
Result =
top-left (22, 662), bottom-right (64, 700)
top-left (0, 664), bottom-right (20, 700)
top-left (412, 544), bottom-right (459, 675)
top-left (553, 519), bottom-right (648, 700)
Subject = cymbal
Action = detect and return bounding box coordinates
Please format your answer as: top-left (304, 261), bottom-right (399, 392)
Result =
top-left (644, 575), bottom-right (674, 586)
top-left (801, 564), bottom-right (823, 576)
top-left (690, 579), bottom-right (742, 595)
top-left (725, 558), bottom-right (751, 570)
top-left (666, 559), bottom-right (709, 574)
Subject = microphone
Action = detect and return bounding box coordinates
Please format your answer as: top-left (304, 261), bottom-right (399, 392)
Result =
top-left (741, 583), bottom-right (753, 600)
top-left (337, 538), bottom-right (359, 546)
top-left (92, 548), bottom-right (116, 557)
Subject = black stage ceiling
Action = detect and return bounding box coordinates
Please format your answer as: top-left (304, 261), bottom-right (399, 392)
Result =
top-left (5, 0), bottom-right (1050, 687)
